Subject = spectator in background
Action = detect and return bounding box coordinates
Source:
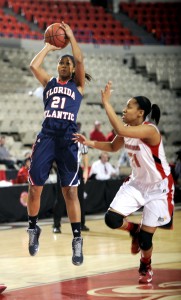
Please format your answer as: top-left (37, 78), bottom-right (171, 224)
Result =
top-left (89, 151), bottom-right (118, 180)
top-left (117, 149), bottom-right (130, 178)
top-left (77, 121), bottom-right (83, 134)
top-left (118, 149), bottom-right (130, 167)
top-left (16, 157), bottom-right (31, 184)
top-left (90, 120), bottom-right (106, 142)
top-left (0, 135), bottom-right (17, 170)
top-left (105, 128), bottom-right (116, 142)
top-left (24, 151), bottom-right (31, 159)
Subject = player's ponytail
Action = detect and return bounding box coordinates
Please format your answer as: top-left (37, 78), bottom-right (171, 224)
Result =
top-left (134, 96), bottom-right (161, 125)
top-left (85, 73), bottom-right (92, 82)
top-left (150, 104), bottom-right (161, 125)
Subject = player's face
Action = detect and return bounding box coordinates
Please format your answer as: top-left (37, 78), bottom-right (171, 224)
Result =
top-left (57, 57), bottom-right (75, 80)
top-left (122, 98), bottom-right (144, 125)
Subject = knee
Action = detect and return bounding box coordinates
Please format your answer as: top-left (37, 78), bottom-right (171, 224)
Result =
top-left (105, 210), bottom-right (124, 229)
top-left (62, 186), bottom-right (78, 202)
top-left (138, 229), bottom-right (153, 251)
top-left (28, 185), bottom-right (42, 201)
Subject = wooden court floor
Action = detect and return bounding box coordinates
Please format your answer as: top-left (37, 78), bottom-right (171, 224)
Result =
top-left (0, 209), bottom-right (181, 299)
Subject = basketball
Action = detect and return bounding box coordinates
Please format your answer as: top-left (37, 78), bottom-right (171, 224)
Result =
top-left (44, 23), bottom-right (69, 49)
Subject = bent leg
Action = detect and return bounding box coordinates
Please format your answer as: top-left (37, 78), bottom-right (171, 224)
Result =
top-left (139, 225), bottom-right (156, 260)
top-left (105, 208), bottom-right (141, 255)
top-left (105, 209), bottom-right (124, 229)
top-left (138, 225), bottom-right (157, 283)
top-left (105, 208), bottom-right (139, 232)
top-left (105, 182), bottom-right (143, 235)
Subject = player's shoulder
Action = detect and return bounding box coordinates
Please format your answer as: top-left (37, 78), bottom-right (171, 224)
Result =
top-left (44, 77), bottom-right (56, 88)
top-left (143, 121), bottom-right (159, 131)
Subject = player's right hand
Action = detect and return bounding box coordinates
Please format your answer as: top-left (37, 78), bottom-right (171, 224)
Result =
top-left (44, 43), bottom-right (62, 51)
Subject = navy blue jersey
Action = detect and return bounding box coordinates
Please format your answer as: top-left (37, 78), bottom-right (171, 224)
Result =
top-left (42, 77), bottom-right (83, 136)
top-left (29, 77), bottom-right (83, 187)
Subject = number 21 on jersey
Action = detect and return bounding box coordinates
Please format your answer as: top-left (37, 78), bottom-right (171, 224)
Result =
top-left (51, 96), bottom-right (66, 109)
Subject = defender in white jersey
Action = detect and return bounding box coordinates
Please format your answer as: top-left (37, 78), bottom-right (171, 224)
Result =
top-left (74, 81), bottom-right (174, 284)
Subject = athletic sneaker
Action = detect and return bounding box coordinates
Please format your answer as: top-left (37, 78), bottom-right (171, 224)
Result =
top-left (81, 224), bottom-right (90, 232)
top-left (53, 226), bottom-right (61, 234)
top-left (130, 224), bottom-right (140, 255)
top-left (27, 225), bottom-right (41, 256)
top-left (72, 237), bottom-right (83, 266)
top-left (139, 260), bottom-right (153, 284)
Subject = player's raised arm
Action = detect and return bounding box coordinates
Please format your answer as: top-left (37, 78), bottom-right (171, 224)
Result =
top-left (30, 43), bottom-right (60, 87)
top-left (60, 22), bottom-right (85, 93)
top-left (101, 81), bottom-right (160, 143)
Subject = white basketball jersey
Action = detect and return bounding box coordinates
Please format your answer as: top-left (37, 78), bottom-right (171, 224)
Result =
top-left (124, 123), bottom-right (170, 184)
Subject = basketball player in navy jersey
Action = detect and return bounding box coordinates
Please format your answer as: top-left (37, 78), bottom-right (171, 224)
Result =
top-left (27, 21), bottom-right (91, 266)
top-left (74, 81), bottom-right (174, 282)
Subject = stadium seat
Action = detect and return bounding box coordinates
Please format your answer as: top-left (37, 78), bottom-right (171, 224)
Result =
top-left (119, 2), bottom-right (181, 45)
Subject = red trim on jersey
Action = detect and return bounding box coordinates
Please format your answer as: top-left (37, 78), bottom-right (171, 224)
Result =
top-left (57, 78), bottom-right (69, 85)
top-left (149, 143), bottom-right (167, 179)
top-left (28, 142), bottom-right (36, 185)
top-left (160, 173), bottom-right (174, 230)
top-left (142, 122), bottom-right (166, 179)
top-left (28, 173), bottom-right (36, 185)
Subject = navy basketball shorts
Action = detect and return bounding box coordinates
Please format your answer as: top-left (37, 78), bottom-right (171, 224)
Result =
top-left (29, 132), bottom-right (79, 187)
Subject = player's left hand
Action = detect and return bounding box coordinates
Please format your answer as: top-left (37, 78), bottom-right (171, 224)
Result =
top-left (72, 133), bottom-right (87, 145)
top-left (60, 21), bottom-right (73, 39)
top-left (101, 81), bottom-right (113, 106)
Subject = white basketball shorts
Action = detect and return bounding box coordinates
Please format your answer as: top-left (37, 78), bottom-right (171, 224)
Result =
top-left (109, 176), bottom-right (174, 227)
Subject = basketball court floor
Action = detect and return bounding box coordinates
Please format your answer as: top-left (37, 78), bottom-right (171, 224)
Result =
top-left (0, 209), bottom-right (180, 299)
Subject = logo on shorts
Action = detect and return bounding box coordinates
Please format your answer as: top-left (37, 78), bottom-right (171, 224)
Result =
top-left (158, 216), bottom-right (166, 222)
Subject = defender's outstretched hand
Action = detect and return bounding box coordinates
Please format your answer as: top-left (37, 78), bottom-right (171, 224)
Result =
top-left (73, 133), bottom-right (88, 145)
top-left (101, 81), bottom-right (112, 106)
